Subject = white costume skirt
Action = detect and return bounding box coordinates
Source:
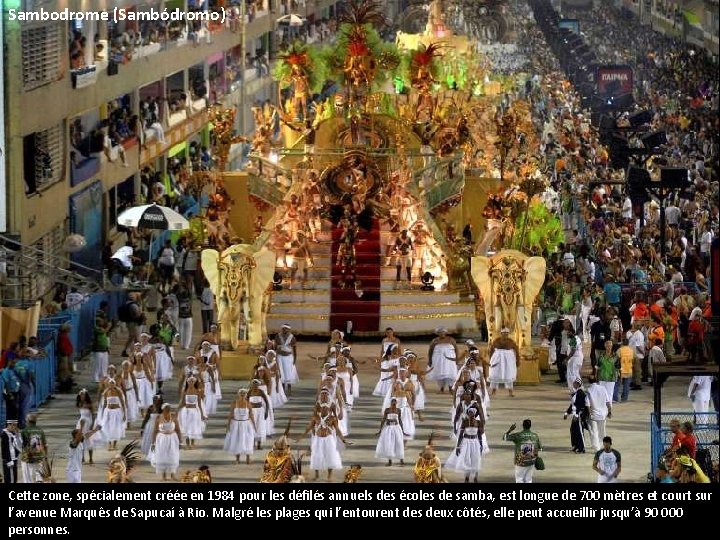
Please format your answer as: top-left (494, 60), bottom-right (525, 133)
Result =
top-left (178, 407), bottom-right (205, 440)
top-left (204, 381), bottom-right (218, 416)
top-left (155, 348), bottom-right (174, 381)
top-left (400, 406), bottom-right (415, 440)
top-left (446, 437), bottom-right (482, 473)
top-left (270, 377), bottom-right (288, 408)
top-left (412, 379), bottom-right (425, 410)
top-left (375, 424), bottom-right (405, 460)
top-left (224, 419), bottom-right (255, 456)
top-left (258, 387), bottom-right (275, 436)
top-left (352, 373), bottom-right (360, 399)
top-left (278, 354), bottom-right (300, 385)
top-left (251, 407), bottom-right (268, 443)
top-left (77, 409), bottom-right (104, 449)
top-left (101, 407), bottom-right (126, 441)
top-left (141, 413), bottom-right (159, 457)
top-left (310, 434), bottom-right (343, 470)
top-left (373, 376), bottom-right (393, 397)
top-left (154, 432), bottom-right (180, 475)
top-left (135, 375), bottom-right (154, 409)
top-left (124, 387), bottom-right (140, 424)
top-left (338, 407), bottom-right (350, 437)
top-left (427, 343), bottom-right (458, 383)
top-left (213, 367), bottom-right (223, 400)
top-left (488, 349), bottom-right (517, 385)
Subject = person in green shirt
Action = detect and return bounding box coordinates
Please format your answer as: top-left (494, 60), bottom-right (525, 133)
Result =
top-left (503, 419), bottom-right (542, 483)
top-left (92, 317), bottom-right (111, 383)
top-left (596, 340), bottom-right (619, 403)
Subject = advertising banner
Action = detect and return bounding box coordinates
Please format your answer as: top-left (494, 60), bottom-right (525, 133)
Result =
top-left (596, 65), bottom-right (634, 96)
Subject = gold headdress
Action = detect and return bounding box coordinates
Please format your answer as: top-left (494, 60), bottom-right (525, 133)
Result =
top-left (343, 465), bottom-right (363, 483)
top-left (182, 465), bottom-right (212, 483)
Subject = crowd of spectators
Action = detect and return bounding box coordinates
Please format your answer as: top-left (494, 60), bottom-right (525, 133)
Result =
top-left (510, 1), bottom-right (717, 390)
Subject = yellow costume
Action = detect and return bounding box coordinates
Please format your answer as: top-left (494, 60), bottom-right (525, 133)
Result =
top-left (260, 450), bottom-right (294, 483)
top-left (414, 454), bottom-right (443, 483)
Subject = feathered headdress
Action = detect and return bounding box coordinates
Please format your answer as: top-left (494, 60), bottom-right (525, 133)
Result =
top-left (278, 43), bottom-right (310, 68)
top-left (412, 42), bottom-right (443, 69)
top-left (289, 452), bottom-right (306, 483)
top-left (338, 0), bottom-right (386, 28)
top-left (107, 440), bottom-right (141, 483)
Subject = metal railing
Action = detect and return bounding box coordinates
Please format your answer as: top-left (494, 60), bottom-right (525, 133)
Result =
top-left (649, 411), bottom-right (719, 478)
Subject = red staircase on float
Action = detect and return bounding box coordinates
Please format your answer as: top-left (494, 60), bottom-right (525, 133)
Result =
top-left (329, 218), bottom-right (381, 333)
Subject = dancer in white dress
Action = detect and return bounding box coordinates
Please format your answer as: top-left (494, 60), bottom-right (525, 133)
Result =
top-left (199, 362), bottom-right (218, 416)
top-left (488, 328), bottom-right (519, 397)
top-left (565, 333), bottom-right (584, 393)
top-left (452, 385), bottom-right (490, 455)
top-left (75, 389), bottom-right (103, 463)
top-left (132, 349), bottom-right (155, 412)
top-left (265, 351), bottom-right (288, 408)
top-left (152, 340), bottom-right (174, 390)
top-left (274, 324), bottom-right (299, 395)
top-left (119, 360), bottom-right (140, 427)
top-left (177, 374), bottom-right (206, 448)
top-left (301, 404), bottom-right (349, 481)
top-left (255, 365), bottom-right (276, 437)
top-left (199, 341), bottom-right (223, 401)
top-left (223, 389), bottom-right (257, 463)
top-left (426, 328), bottom-right (459, 392)
top-left (446, 407), bottom-right (484, 482)
top-left (375, 399), bottom-right (408, 465)
top-left (248, 380), bottom-right (271, 449)
top-left (335, 357), bottom-right (355, 434)
top-left (153, 404), bottom-right (182, 481)
top-left (387, 380), bottom-right (416, 441)
top-left (339, 347), bottom-right (361, 400)
top-left (373, 344), bottom-right (401, 397)
top-left (140, 394), bottom-right (164, 458)
top-left (100, 380), bottom-right (127, 450)
top-left (380, 327), bottom-right (402, 358)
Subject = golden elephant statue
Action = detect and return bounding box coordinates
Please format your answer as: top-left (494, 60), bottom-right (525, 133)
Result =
top-left (201, 245), bottom-right (276, 349)
top-left (471, 249), bottom-right (545, 351)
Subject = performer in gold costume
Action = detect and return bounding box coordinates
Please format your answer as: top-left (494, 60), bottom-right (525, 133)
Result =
top-left (260, 422), bottom-right (298, 483)
top-left (414, 433), bottom-right (444, 483)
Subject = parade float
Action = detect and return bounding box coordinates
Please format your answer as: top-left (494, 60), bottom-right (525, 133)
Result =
top-left (199, 0), bottom-right (554, 354)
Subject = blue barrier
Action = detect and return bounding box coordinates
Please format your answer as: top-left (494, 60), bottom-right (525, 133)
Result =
top-left (38, 290), bottom-right (126, 357)
top-left (0, 289), bottom-right (128, 425)
top-left (0, 337), bottom-right (57, 427)
top-left (649, 411), bottom-right (719, 476)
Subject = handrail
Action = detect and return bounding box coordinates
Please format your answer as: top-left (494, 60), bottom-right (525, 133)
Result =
top-left (0, 233), bottom-right (102, 278)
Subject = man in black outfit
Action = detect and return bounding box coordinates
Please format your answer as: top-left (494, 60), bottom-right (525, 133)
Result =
top-left (548, 315), bottom-right (567, 383)
top-left (1, 420), bottom-right (22, 483)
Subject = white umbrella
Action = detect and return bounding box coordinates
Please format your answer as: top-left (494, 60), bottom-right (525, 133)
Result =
top-left (117, 202), bottom-right (189, 231)
top-left (276, 13), bottom-right (305, 26)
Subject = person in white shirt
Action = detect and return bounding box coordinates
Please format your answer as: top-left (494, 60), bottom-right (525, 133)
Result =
top-left (66, 423), bottom-right (102, 483)
top-left (199, 280), bottom-right (215, 334)
top-left (592, 436), bottom-right (621, 483)
top-left (621, 197), bottom-right (633, 220)
top-left (647, 338), bottom-right (666, 381)
top-left (664, 205), bottom-right (681, 227)
top-left (586, 381), bottom-right (612, 451)
top-left (65, 288), bottom-right (85, 310)
top-left (699, 226), bottom-right (713, 266)
top-left (628, 323), bottom-right (646, 389)
top-left (688, 375), bottom-right (712, 414)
